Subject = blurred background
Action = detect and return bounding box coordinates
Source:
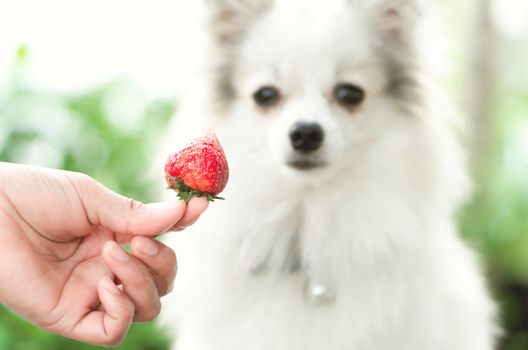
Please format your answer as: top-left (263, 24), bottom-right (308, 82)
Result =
top-left (0, 0), bottom-right (526, 349)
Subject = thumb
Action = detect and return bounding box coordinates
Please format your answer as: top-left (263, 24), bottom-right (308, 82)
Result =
top-left (72, 173), bottom-right (187, 236)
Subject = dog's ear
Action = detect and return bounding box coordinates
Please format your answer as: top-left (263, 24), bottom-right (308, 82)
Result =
top-left (205, 0), bottom-right (272, 44)
top-left (366, 0), bottom-right (423, 42)
top-left (364, 0), bottom-right (426, 106)
top-left (203, 0), bottom-right (273, 113)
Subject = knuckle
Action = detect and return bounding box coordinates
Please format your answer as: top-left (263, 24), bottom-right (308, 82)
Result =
top-left (157, 279), bottom-right (170, 297)
top-left (165, 280), bottom-right (175, 295)
top-left (71, 171), bottom-right (93, 186)
top-left (155, 244), bottom-right (176, 269)
top-left (124, 198), bottom-right (144, 235)
top-left (127, 198), bottom-right (144, 214)
top-left (166, 246), bottom-right (177, 267)
top-left (68, 172), bottom-right (96, 194)
top-left (131, 268), bottom-right (152, 288)
top-left (104, 332), bottom-right (126, 347)
top-left (144, 301), bottom-right (161, 321)
top-left (158, 268), bottom-right (176, 296)
top-left (173, 251), bottom-right (178, 276)
top-left (155, 247), bottom-right (177, 296)
top-left (168, 252), bottom-right (178, 293)
top-left (40, 313), bottom-right (74, 337)
top-left (123, 297), bottom-right (136, 315)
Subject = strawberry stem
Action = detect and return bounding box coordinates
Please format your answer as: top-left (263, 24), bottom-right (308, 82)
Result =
top-left (167, 176), bottom-right (225, 203)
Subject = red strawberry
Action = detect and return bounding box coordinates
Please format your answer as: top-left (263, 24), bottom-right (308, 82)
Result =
top-left (165, 130), bottom-right (229, 203)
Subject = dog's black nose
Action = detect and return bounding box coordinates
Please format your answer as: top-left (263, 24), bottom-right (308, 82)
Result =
top-left (289, 122), bottom-right (324, 153)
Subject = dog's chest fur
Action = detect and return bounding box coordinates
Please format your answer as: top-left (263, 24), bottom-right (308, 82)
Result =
top-left (163, 185), bottom-right (491, 350)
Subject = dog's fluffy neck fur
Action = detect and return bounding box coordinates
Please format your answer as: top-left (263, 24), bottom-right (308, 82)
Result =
top-left (217, 113), bottom-right (463, 287)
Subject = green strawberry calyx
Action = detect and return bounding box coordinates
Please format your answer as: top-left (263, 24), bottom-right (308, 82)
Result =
top-left (166, 176), bottom-right (225, 203)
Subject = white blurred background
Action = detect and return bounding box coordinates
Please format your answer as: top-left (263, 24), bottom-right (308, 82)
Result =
top-left (0, 0), bottom-right (526, 96)
top-left (0, 0), bottom-right (206, 96)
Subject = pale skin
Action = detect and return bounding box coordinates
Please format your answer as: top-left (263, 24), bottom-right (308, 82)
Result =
top-left (0, 162), bottom-right (208, 346)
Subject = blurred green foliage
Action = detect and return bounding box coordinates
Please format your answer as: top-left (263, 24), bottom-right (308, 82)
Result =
top-left (459, 88), bottom-right (528, 350)
top-left (461, 90), bottom-right (528, 281)
top-left (0, 36), bottom-right (527, 350)
top-left (0, 308), bottom-right (170, 350)
top-left (0, 49), bottom-right (175, 200)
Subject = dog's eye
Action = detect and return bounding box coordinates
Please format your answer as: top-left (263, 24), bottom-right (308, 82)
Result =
top-left (253, 86), bottom-right (281, 108)
top-left (333, 83), bottom-right (365, 108)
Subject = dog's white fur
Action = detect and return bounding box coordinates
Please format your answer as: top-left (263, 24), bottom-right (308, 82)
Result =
top-left (159, 0), bottom-right (498, 349)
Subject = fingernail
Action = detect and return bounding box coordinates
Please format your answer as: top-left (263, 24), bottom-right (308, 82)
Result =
top-left (146, 200), bottom-right (181, 212)
top-left (101, 276), bottom-right (120, 295)
top-left (109, 241), bottom-right (130, 262)
top-left (139, 239), bottom-right (159, 256)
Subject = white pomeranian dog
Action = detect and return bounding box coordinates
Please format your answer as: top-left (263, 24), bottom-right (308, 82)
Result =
top-left (158, 0), bottom-right (498, 349)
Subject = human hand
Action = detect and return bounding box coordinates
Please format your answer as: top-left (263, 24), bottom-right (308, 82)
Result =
top-left (0, 162), bottom-right (207, 346)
